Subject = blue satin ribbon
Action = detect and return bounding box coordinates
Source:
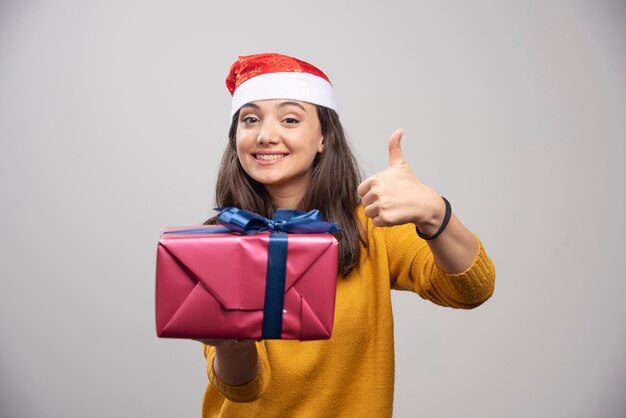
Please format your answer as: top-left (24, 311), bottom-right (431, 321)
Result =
top-left (164, 208), bottom-right (339, 339)
top-left (215, 207), bottom-right (339, 235)
top-left (262, 231), bottom-right (288, 338)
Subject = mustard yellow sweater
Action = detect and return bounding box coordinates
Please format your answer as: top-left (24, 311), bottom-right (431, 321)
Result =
top-left (202, 207), bottom-right (495, 417)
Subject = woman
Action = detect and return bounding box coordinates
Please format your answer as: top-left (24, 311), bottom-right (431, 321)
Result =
top-left (201, 53), bottom-right (495, 417)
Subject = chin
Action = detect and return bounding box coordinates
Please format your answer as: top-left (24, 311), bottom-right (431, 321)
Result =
top-left (250, 175), bottom-right (282, 187)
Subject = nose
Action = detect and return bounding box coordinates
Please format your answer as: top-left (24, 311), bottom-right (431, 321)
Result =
top-left (256, 121), bottom-right (279, 144)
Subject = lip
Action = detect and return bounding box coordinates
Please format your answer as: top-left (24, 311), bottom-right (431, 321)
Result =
top-left (252, 152), bottom-right (289, 165)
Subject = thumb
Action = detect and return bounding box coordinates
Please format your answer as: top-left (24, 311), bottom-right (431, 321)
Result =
top-left (388, 128), bottom-right (406, 167)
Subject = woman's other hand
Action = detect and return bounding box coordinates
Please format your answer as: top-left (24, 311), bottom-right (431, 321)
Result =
top-left (196, 339), bottom-right (260, 386)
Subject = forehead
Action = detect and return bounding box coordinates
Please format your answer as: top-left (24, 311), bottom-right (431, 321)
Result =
top-left (240, 99), bottom-right (316, 112)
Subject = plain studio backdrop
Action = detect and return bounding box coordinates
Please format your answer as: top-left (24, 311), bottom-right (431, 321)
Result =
top-left (1, 1), bottom-right (624, 417)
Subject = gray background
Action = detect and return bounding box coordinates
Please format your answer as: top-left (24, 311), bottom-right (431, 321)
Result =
top-left (1, 0), bottom-right (625, 417)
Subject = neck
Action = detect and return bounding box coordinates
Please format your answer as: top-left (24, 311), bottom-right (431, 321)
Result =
top-left (265, 184), bottom-right (306, 210)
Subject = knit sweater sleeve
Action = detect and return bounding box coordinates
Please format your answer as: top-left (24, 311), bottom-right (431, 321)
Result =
top-left (383, 222), bottom-right (495, 309)
top-left (204, 341), bottom-right (271, 403)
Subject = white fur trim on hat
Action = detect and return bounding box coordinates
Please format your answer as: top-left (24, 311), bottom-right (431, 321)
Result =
top-left (231, 72), bottom-right (337, 117)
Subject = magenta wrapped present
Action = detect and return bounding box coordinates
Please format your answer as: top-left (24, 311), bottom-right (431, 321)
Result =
top-left (155, 208), bottom-right (339, 341)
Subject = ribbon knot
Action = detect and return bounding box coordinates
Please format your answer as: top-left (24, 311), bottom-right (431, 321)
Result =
top-left (265, 219), bottom-right (284, 230)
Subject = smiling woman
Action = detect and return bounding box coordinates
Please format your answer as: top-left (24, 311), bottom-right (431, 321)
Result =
top-left (198, 53), bottom-right (495, 418)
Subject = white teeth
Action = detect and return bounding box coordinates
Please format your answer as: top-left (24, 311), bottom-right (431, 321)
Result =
top-left (255, 154), bottom-right (286, 160)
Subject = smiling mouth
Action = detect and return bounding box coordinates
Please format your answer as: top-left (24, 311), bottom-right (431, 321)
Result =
top-left (254, 154), bottom-right (288, 161)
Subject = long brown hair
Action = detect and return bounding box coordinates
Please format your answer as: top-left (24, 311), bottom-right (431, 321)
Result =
top-left (205, 106), bottom-right (366, 276)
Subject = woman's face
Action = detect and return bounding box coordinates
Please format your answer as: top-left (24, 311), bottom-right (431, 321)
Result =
top-left (236, 99), bottom-right (325, 203)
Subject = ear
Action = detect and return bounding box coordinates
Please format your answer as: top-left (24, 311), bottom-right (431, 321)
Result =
top-left (317, 135), bottom-right (325, 153)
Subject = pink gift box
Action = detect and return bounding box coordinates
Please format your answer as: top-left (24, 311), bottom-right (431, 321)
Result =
top-left (155, 226), bottom-right (339, 340)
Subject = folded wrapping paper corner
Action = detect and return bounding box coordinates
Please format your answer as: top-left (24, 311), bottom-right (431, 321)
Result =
top-left (155, 208), bottom-right (339, 341)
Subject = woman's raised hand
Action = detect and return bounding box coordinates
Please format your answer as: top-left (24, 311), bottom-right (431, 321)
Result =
top-left (357, 129), bottom-right (444, 232)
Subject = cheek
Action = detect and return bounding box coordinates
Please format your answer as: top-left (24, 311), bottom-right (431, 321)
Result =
top-left (235, 131), bottom-right (252, 157)
top-left (235, 139), bottom-right (243, 157)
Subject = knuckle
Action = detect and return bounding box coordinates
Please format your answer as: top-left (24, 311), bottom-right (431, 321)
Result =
top-left (370, 184), bottom-right (384, 197)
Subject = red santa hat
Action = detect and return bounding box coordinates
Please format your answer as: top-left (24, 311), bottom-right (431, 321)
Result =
top-left (226, 53), bottom-right (337, 117)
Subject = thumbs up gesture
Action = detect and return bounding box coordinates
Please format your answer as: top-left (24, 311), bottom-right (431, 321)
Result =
top-left (357, 129), bottom-right (444, 229)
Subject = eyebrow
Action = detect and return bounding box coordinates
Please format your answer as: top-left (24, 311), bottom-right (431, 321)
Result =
top-left (240, 103), bottom-right (261, 110)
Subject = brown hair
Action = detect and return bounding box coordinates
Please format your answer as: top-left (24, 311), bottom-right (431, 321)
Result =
top-left (205, 106), bottom-right (366, 276)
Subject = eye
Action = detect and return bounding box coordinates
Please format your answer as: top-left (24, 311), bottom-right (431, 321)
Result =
top-left (283, 117), bottom-right (299, 124)
top-left (242, 115), bottom-right (260, 124)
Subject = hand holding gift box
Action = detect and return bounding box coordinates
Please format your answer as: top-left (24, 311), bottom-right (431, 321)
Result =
top-left (156, 208), bottom-right (339, 341)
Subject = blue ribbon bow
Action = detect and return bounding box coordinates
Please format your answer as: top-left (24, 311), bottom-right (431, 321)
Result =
top-left (164, 208), bottom-right (339, 339)
top-left (215, 207), bottom-right (340, 235)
